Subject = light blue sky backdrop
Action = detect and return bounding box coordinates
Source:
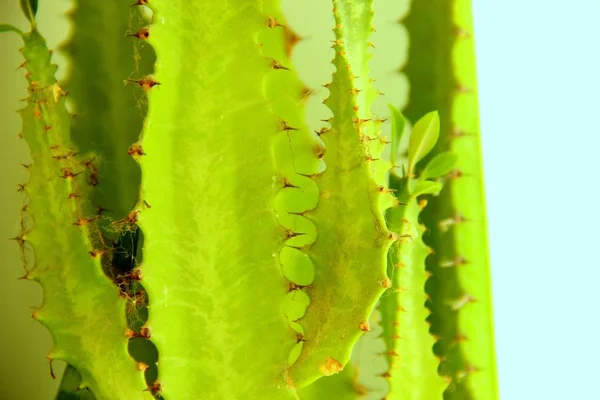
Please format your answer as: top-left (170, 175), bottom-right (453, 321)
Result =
top-left (474, 1), bottom-right (600, 399)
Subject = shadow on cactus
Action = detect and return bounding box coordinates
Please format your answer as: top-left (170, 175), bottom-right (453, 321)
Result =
top-left (1, 0), bottom-right (497, 399)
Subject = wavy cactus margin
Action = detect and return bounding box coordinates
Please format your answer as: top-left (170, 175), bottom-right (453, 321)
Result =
top-left (1, 0), bottom-right (497, 399)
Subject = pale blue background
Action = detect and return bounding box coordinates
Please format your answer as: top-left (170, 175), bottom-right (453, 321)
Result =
top-left (474, 1), bottom-right (600, 399)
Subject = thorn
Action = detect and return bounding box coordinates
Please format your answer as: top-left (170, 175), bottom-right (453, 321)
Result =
top-left (17, 183), bottom-right (26, 192)
top-left (379, 277), bottom-right (392, 289)
top-left (131, 0), bottom-right (148, 6)
top-left (285, 229), bottom-right (305, 239)
top-left (139, 327), bottom-right (151, 339)
top-left (89, 249), bottom-right (108, 258)
top-left (454, 333), bottom-right (469, 343)
top-left (17, 271), bottom-right (33, 280)
top-left (314, 127), bottom-right (330, 136)
top-left (143, 200), bottom-right (152, 208)
top-left (359, 321), bottom-right (371, 332)
top-left (47, 357), bottom-right (55, 379)
top-left (16, 61), bottom-right (26, 70)
top-left (9, 234), bottom-right (26, 246)
top-left (128, 27), bottom-right (149, 40)
top-left (271, 59), bottom-right (290, 70)
top-left (451, 293), bottom-right (476, 311)
top-left (73, 217), bottom-right (97, 227)
top-left (281, 120), bottom-right (298, 131)
top-left (267, 17), bottom-right (283, 28)
top-left (440, 255), bottom-right (468, 268)
top-left (60, 168), bottom-right (83, 179)
top-left (128, 143), bottom-right (145, 157)
top-left (146, 381), bottom-right (161, 395)
top-left (137, 362), bottom-right (149, 372)
top-left (282, 177), bottom-right (299, 188)
top-left (447, 169), bottom-right (464, 180)
top-left (67, 192), bottom-right (82, 199)
top-left (377, 185), bottom-right (396, 194)
top-left (126, 76), bottom-right (160, 91)
top-left (457, 84), bottom-right (472, 93)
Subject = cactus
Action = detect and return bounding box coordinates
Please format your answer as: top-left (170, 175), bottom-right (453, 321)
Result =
top-left (1, 0), bottom-right (497, 399)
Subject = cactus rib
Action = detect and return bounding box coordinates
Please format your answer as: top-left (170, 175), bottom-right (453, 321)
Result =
top-left (12, 25), bottom-right (151, 400)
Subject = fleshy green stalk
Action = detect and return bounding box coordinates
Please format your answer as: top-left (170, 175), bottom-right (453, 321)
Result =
top-left (401, 0), bottom-right (498, 398)
top-left (8, 21), bottom-right (151, 400)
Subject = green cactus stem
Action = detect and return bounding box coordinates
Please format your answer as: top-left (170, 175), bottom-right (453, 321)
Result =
top-left (400, 0), bottom-right (498, 398)
top-left (380, 109), bottom-right (454, 399)
top-left (6, 20), bottom-right (151, 400)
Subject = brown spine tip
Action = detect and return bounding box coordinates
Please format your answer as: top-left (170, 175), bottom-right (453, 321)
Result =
top-left (447, 169), bottom-right (464, 180)
top-left (359, 321), bottom-right (371, 332)
top-left (128, 143), bottom-right (145, 157)
top-left (73, 217), bottom-right (96, 227)
top-left (129, 27), bottom-right (150, 40)
top-left (149, 381), bottom-right (161, 394)
top-left (137, 362), bottom-right (149, 372)
top-left (380, 277), bottom-right (392, 289)
top-left (48, 358), bottom-right (56, 379)
top-left (280, 120), bottom-right (298, 131)
top-left (267, 17), bottom-right (282, 28)
top-left (67, 192), bottom-right (82, 199)
top-left (319, 357), bottom-right (342, 376)
top-left (127, 76), bottom-right (160, 91)
top-left (89, 249), bottom-right (107, 258)
top-left (131, 0), bottom-right (148, 6)
top-left (124, 328), bottom-right (136, 338)
top-left (271, 59), bottom-right (290, 70)
top-left (60, 168), bottom-right (83, 179)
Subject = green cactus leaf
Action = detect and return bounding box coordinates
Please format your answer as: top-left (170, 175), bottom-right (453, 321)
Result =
top-left (411, 180), bottom-right (442, 196)
top-left (16, 29), bottom-right (151, 400)
top-left (421, 151), bottom-right (458, 180)
top-left (389, 104), bottom-right (406, 167)
top-left (407, 110), bottom-right (440, 178)
top-left (0, 24), bottom-right (23, 34)
top-left (19, 0), bottom-right (38, 24)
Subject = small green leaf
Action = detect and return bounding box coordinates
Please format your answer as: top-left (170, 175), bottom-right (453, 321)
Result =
top-left (19, 0), bottom-right (38, 25)
top-left (389, 104), bottom-right (406, 167)
top-left (407, 111), bottom-right (440, 177)
top-left (411, 180), bottom-right (442, 196)
top-left (421, 151), bottom-right (458, 180)
top-left (0, 24), bottom-right (23, 35)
